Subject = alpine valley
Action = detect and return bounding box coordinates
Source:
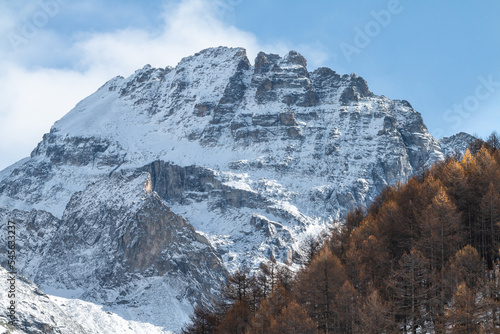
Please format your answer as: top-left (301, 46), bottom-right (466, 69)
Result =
top-left (0, 47), bottom-right (472, 333)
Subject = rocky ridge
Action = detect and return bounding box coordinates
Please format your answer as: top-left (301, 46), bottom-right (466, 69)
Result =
top-left (0, 47), bottom-right (466, 332)
top-left (439, 131), bottom-right (476, 157)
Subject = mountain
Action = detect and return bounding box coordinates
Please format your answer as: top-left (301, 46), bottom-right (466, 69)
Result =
top-left (0, 266), bottom-right (170, 334)
top-left (0, 46), bottom-right (466, 332)
top-left (196, 138), bottom-right (500, 333)
top-left (439, 132), bottom-right (476, 157)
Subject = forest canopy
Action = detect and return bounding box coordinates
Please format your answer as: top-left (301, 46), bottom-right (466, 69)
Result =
top-left (183, 131), bottom-right (500, 334)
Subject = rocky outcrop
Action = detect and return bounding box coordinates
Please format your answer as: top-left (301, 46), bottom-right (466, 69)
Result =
top-left (252, 50), bottom-right (318, 107)
top-left (31, 132), bottom-right (123, 167)
top-left (439, 132), bottom-right (476, 157)
top-left (0, 172), bottom-right (226, 331)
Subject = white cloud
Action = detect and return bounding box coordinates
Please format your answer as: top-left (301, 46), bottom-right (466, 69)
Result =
top-left (0, 62), bottom-right (111, 168)
top-left (0, 0), bottom-right (327, 170)
top-left (73, 0), bottom-right (267, 74)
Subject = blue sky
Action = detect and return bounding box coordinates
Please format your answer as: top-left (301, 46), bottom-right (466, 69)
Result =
top-left (1, 0), bottom-right (499, 170)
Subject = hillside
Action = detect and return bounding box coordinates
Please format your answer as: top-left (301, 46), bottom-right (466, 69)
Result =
top-left (185, 135), bottom-right (500, 333)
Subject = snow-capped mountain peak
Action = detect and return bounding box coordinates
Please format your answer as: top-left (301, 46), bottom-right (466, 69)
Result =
top-left (0, 47), bottom-right (465, 332)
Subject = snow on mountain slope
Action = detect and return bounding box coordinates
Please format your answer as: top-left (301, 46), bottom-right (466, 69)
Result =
top-left (0, 267), bottom-right (170, 334)
top-left (0, 171), bottom-right (225, 332)
top-left (0, 47), bottom-right (469, 332)
top-left (0, 267), bottom-right (87, 334)
top-left (439, 132), bottom-right (476, 157)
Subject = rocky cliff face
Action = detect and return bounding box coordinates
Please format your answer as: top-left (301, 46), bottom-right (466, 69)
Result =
top-left (439, 132), bottom-right (476, 157)
top-left (0, 172), bottom-right (225, 331)
top-left (0, 47), bottom-right (465, 332)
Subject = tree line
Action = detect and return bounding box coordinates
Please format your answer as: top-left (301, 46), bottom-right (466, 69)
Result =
top-left (183, 131), bottom-right (500, 334)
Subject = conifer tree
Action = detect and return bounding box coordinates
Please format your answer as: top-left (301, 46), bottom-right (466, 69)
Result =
top-left (246, 285), bottom-right (294, 334)
top-left (183, 132), bottom-right (500, 334)
top-left (448, 245), bottom-right (483, 291)
top-left (389, 248), bottom-right (431, 334)
top-left (217, 300), bottom-right (252, 334)
top-left (331, 281), bottom-right (358, 333)
top-left (295, 247), bottom-right (347, 333)
top-left (182, 303), bottom-right (220, 334)
top-left (487, 131), bottom-right (500, 152)
top-left (356, 289), bottom-right (395, 334)
top-left (224, 267), bottom-right (251, 303)
top-left (345, 233), bottom-right (390, 295)
top-left (417, 185), bottom-right (463, 272)
top-left (444, 283), bottom-right (482, 334)
top-left (479, 182), bottom-right (500, 268)
top-left (267, 301), bottom-right (316, 334)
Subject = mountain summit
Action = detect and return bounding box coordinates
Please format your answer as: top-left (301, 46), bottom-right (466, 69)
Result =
top-left (0, 47), bottom-right (461, 332)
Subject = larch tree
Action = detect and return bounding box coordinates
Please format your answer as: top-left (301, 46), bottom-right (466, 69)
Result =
top-left (295, 246), bottom-right (347, 333)
top-left (217, 300), bottom-right (252, 334)
top-left (356, 289), bottom-right (396, 334)
top-left (224, 268), bottom-right (252, 303)
top-left (389, 248), bottom-right (431, 334)
top-left (448, 245), bottom-right (483, 291)
top-left (246, 285), bottom-right (294, 334)
top-left (182, 303), bottom-right (220, 334)
top-left (415, 185), bottom-right (464, 328)
top-left (487, 131), bottom-right (500, 152)
top-left (376, 199), bottom-right (413, 261)
top-left (345, 233), bottom-right (390, 295)
top-left (331, 280), bottom-right (359, 333)
top-left (267, 301), bottom-right (316, 334)
top-left (417, 185), bottom-right (463, 272)
top-left (444, 283), bottom-right (482, 334)
top-left (479, 182), bottom-right (500, 269)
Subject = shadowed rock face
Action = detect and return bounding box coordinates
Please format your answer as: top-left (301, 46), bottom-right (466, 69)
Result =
top-left (0, 46), bottom-right (468, 332)
top-left (252, 50), bottom-right (318, 107)
top-left (339, 75), bottom-right (373, 104)
top-left (0, 172), bottom-right (227, 330)
top-left (141, 160), bottom-right (268, 210)
top-left (33, 134), bottom-right (123, 167)
top-left (439, 132), bottom-right (476, 157)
